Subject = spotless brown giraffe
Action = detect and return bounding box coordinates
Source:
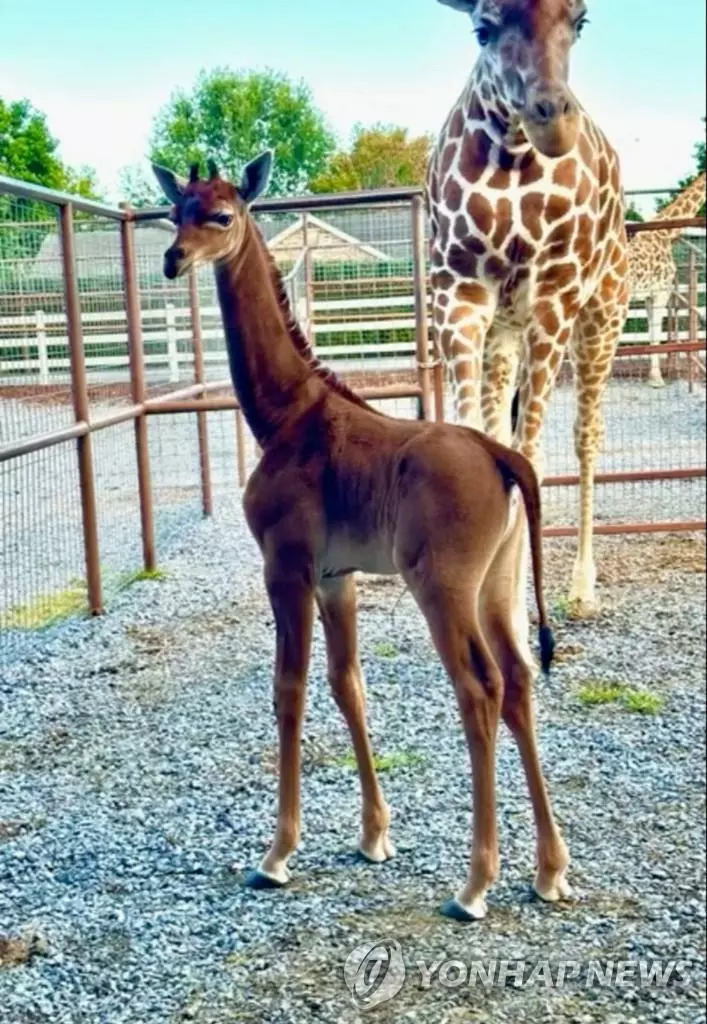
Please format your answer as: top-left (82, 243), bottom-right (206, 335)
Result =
top-left (152, 153), bottom-right (571, 922)
top-left (428, 0), bottom-right (630, 622)
top-left (628, 172), bottom-right (707, 388)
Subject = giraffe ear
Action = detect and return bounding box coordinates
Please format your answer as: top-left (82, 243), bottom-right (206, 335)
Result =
top-left (151, 164), bottom-right (187, 205)
top-left (437, 0), bottom-right (478, 12)
top-left (239, 150), bottom-right (273, 206)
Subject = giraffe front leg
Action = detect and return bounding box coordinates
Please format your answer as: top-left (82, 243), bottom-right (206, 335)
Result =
top-left (645, 293), bottom-right (669, 388)
top-left (569, 296), bottom-right (626, 617)
top-left (246, 558), bottom-right (314, 890)
top-left (513, 315), bottom-right (570, 651)
top-left (432, 275), bottom-right (497, 429)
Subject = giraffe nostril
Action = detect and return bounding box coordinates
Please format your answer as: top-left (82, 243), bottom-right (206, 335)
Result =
top-left (533, 97), bottom-right (556, 124)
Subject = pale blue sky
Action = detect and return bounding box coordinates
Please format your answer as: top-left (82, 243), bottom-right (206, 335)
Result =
top-left (1, 0), bottom-right (704, 204)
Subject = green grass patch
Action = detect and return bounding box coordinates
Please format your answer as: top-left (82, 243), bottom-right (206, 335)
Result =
top-left (0, 567), bottom-right (167, 631)
top-left (372, 641), bottom-right (398, 659)
top-left (621, 691), bottom-right (665, 716)
top-left (116, 567), bottom-right (168, 590)
top-left (577, 681), bottom-right (665, 716)
top-left (552, 594), bottom-right (571, 621)
top-left (337, 750), bottom-right (426, 773)
top-left (1, 581), bottom-right (87, 630)
top-left (577, 682), bottom-right (627, 707)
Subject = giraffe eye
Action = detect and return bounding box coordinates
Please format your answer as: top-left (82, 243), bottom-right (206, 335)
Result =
top-left (575, 14), bottom-right (589, 36)
top-left (475, 21), bottom-right (497, 47)
top-left (209, 212), bottom-right (233, 228)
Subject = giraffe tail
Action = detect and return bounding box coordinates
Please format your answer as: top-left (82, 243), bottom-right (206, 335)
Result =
top-left (511, 389), bottom-right (520, 434)
top-left (471, 429), bottom-right (555, 675)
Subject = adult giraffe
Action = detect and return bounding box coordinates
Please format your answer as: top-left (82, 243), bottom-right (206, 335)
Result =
top-left (428, 0), bottom-right (630, 622)
top-left (628, 172), bottom-right (707, 387)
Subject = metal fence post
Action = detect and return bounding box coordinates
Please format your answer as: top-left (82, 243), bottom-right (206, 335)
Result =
top-left (120, 206), bottom-right (156, 572)
top-left (188, 270), bottom-right (213, 516)
top-left (302, 213), bottom-right (315, 344)
top-left (235, 408), bottom-right (247, 487)
top-left (688, 251), bottom-right (698, 394)
top-left (411, 195), bottom-right (433, 420)
top-left (59, 202), bottom-right (103, 615)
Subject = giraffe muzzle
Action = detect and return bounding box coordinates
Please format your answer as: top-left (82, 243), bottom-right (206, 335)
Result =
top-left (523, 88), bottom-right (580, 159)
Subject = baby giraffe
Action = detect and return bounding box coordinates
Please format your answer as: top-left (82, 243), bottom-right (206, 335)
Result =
top-left (153, 153), bottom-right (571, 922)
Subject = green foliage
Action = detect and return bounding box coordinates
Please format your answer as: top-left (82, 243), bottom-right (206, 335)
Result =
top-left (0, 97), bottom-right (102, 261)
top-left (310, 123), bottom-right (433, 194)
top-left (372, 641), bottom-right (398, 659)
top-left (577, 681), bottom-right (665, 715)
top-left (146, 68), bottom-right (335, 197)
top-left (1, 581), bottom-right (87, 630)
top-left (337, 750), bottom-right (426, 773)
top-left (625, 202), bottom-right (644, 223)
top-left (577, 682), bottom-right (627, 706)
top-left (117, 164), bottom-right (167, 209)
top-left (622, 691), bottom-right (665, 716)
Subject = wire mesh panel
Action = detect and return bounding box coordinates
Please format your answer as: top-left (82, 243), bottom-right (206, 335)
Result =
top-left (0, 442), bottom-right (86, 665)
top-left (0, 196), bottom-right (77, 444)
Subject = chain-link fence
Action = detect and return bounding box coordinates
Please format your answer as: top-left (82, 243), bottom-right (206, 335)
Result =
top-left (1, 175), bottom-right (705, 667)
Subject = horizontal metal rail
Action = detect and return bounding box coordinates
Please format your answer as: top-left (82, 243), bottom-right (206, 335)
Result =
top-left (545, 521), bottom-right (706, 538)
top-left (0, 174), bottom-right (126, 220)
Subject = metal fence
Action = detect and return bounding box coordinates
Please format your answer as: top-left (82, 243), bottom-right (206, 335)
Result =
top-left (1, 174), bottom-right (705, 660)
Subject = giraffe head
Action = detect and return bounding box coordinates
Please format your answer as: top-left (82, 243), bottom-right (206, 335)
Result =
top-left (438, 0), bottom-right (588, 157)
top-left (152, 152), bottom-right (273, 279)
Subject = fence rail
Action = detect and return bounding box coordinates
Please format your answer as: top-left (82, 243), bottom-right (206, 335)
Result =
top-left (1, 173), bottom-right (705, 647)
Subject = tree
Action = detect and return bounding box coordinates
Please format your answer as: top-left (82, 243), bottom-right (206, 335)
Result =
top-left (144, 68), bottom-right (335, 197)
top-left (625, 201), bottom-right (644, 223)
top-left (0, 97), bottom-right (102, 263)
top-left (310, 124), bottom-right (433, 193)
top-left (0, 98), bottom-right (100, 197)
top-left (656, 117), bottom-right (706, 216)
top-left (117, 163), bottom-right (166, 209)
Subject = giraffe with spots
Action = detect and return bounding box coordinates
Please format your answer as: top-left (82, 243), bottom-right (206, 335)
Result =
top-left (427, 0), bottom-right (630, 627)
top-left (628, 172), bottom-right (706, 388)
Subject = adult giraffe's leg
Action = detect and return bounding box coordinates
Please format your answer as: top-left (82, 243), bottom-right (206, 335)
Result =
top-left (646, 291), bottom-right (669, 388)
top-left (569, 294), bottom-right (626, 616)
top-left (316, 576), bottom-right (394, 865)
top-left (432, 273), bottom-right (497, 429)
top-left (481, 327), bottom-right (535, 667)
top-left (246, 557), bottom-right (314, 889)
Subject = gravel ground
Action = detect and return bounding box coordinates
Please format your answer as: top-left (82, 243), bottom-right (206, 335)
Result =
top-left (1, 494), bottom-right (705, 1023)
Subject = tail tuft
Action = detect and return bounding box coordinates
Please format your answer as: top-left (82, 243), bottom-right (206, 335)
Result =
top-left (539, 624), bottom-right (556, 676)
top-left (416, 396), bottom-right (425, 421)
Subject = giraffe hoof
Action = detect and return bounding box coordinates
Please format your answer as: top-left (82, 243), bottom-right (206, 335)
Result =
top-left (646, 377), bottom-right (666, 389)
top-left (358, 833), bottom-right (397, 865)
top-left (533, 873), bottom-right (573, 904)
top-left (567, 597), bottom-right (599, 621)
top-left (244, 867), bottom-right (291, 890)
top-left (440, 897), bottom-right (488, 923)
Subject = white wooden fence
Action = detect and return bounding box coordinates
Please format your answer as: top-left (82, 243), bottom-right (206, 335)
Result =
top-left (1, 285), bottom-right (705, 385)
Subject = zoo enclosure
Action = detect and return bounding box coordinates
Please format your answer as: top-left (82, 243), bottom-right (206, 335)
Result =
top-left (0, 175), bottom-right (705, 640)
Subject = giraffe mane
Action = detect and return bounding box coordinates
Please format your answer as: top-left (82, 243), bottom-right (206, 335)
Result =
top-left (251, 220), bottom-right (381, 415)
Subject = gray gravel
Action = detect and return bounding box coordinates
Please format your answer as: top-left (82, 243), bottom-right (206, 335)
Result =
top-left (1, 491), bottom-right (705, 1022)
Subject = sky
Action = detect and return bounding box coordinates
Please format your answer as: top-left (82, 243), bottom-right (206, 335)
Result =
top-left (0, 0), bottom-right (705, 208)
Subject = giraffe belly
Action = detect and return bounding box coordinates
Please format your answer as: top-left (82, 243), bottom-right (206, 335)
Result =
top-left (320, 533), bottom-right (397, 579)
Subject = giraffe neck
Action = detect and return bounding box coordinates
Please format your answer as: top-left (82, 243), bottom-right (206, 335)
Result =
top-left (215, 218), bottom-right (372, 448)
top-left (660, 171), bottom-right (706, 220)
